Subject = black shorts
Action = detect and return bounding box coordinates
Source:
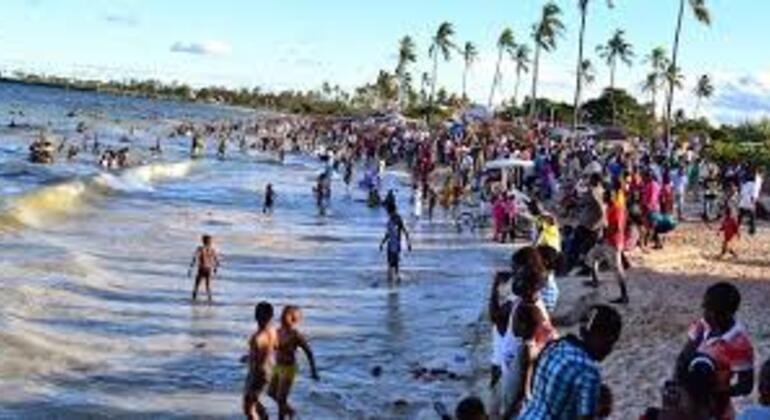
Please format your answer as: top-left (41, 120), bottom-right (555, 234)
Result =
top-left (197, 267), bottom-right (213, 280)
top-left (387, 250), bottom-right (400, 268)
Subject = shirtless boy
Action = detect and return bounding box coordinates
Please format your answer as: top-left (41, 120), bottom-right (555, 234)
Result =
top-left (188, 234), bottom-right (220, 302)
top-left (268, 305), bottom-right (320, 419)
top-left (243, 302), bottom-right (278, 420)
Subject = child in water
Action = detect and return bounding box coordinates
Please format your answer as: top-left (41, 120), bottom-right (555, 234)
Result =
top-left (243, 302), bottom-right (278, 420)
top-left (269, 305), bottom-right (320, 420)
top-left (188, 234), bottom-right (220, 302)
top-left (263, 183), bottom-right (276, 214)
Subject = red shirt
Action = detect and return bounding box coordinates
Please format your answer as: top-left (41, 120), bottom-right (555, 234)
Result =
top-left (605, 201), bottom-right (627, 249)
top-left (720, 215), bottom-right (739, 241)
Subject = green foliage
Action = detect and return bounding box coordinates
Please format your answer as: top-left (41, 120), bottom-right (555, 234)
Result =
top-left (518, 97), bottom-right (574, 122)
top-left (582, 88), bottom-right (653, 136)
top-left (703, 141), bottom-right (770, 169)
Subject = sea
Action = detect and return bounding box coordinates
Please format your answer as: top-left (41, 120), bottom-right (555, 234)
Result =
top-left (0, 81), bottom-right (510, 419)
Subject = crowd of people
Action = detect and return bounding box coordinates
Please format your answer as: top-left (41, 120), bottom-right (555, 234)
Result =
top-left (23, 109), bottom-right (769, 418)
top-left (172, 112), bottom-right (766, 419)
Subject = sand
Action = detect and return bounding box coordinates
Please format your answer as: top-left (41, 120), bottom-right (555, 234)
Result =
top-left (454, 215), bottom-right (770, 419)
top-left (552, 219), bottom-right (770, 418)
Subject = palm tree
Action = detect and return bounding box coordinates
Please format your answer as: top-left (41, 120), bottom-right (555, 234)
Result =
top-left (642, 47), bottom-right (669, 119)
top-left (580, 59), bottom-right (596, 87)
top-left (488, 28), bottom-right (516, 109)
top-left (642, 73), bottom-right (661, 118)
top-left (530, 2), bottom-right (565, 120)
top-left (573, 0), bottom-right (615, 128)
top-left (420, 72), bottom-right (431, 103)
top-left (461, 41), bottom-right (478, 102)
top-left (428, 22), bottom-right (456, 120)
top-left (663, 63), bottom-right (685, 117)
top-left (597, 29), bottom-right (634, 125)
top-left (395, 36), bottom-right (417, 108)
top-left (693, 74), bottom-right (714, 117)
top-left (512, 44), bottom-right (532, 107)
top-left (664, 0), bottom-right (711, 147)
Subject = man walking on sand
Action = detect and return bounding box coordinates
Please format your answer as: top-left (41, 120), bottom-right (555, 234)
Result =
top-left (738, 169), bottom-right (762, 236)
top-left (585, 186), bottom-right (630, 305)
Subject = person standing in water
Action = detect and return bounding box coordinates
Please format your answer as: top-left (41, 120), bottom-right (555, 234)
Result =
top-left (188, 234), bottom-right (220, 302)
top-left (191, 132), bottom-right (205, 158)
top-left (263, 184), bottom-right (276, 215)
top-left (343, 159), bottom-right (354, 194)
top-left (314, 174), bottom-right (328, 216)
top-left (268, 305), bottom-right (320, 420)
top-left (242, 302), bottom-right (278, 420)
top-left (217, 134), bottom-right (227, 160)
top-left (379, 201), bottom-right (412, 284)
top-left (413, 185), bottom-right (423, 219)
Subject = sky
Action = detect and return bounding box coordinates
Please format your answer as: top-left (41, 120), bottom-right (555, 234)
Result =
top-left (1, 0), bottom-right (769, 124)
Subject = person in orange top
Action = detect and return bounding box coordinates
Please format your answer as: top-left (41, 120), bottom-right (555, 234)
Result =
top-left (586, 187), bottom-right (629, 304)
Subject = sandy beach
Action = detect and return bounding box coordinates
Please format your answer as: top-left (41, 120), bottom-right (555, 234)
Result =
top-left (538, 219), bottom-right (769, 418)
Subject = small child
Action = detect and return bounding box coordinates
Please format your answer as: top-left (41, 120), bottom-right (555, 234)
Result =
top-left (455, 396), bottom-right (488, 420)
top-left (492, 195), bottom-right (508, 243)
top-left (718, 207), bottom-right (740, 258)
top-left (263, 183), bottom-right (276, 214)
top-left (243, 302), bottom-right (278, 420)
top-left (188, 234), bottom-right (220, 302)
top-left (739, 358), bottom-right (770, 419)
top-left (428, 188), bottom-right (437, 221)
top-left (268, 305), bottom-right (320, 420)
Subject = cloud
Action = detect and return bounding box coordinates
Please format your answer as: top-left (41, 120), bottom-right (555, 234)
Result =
top-left (170, 41), bottom-right (231, 57)
top-left (709, 73), bottom-right (770, 123)
top-left (104, 13), bottom-right (139, 26)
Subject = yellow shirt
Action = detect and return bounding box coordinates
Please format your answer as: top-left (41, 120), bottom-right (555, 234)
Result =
top-left (537, 219), bottom-right (562, 252)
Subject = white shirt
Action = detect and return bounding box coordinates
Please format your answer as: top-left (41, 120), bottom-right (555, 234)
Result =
top-left (740, 181), bottom-right (758, 210)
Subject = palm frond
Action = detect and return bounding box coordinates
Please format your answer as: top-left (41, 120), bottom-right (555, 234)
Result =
top-left (689, 0), bottom-right (711, 25)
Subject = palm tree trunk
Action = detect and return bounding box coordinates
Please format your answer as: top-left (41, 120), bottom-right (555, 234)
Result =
top-left (462, 64), bottom-right (468, 102)
top-left (573, 7), bottom-right (588, 130)
top-left (651, 87), bottom-right (657, 120)
top-left (665, 0), bottom-right (686, 150)
top-left (514, 68), bottom-right (522, 108)
top-left (695, 96), bottom-right (702, 118)
top-left (611, 59), bottom-right (617, 126)
top-left (488, 50), bottom-right (502, 109)
top-left (529, 44), bottom-right (541, 120)
top-left (429, 49), bottom-right (439, 123)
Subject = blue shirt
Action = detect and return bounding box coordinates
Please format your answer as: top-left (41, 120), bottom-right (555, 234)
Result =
top-left (540, 272), bottom-right (559, 313)
top-left (386, 214), bottom-right (404, 253)
top-left (519, 336), bottom-right (601, 420)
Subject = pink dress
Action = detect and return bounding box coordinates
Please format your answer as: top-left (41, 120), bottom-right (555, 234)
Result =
top-left (492, 198), bottom-right (507, 238)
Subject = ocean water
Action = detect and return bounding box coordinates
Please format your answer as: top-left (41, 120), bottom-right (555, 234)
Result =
top-left (0, 82), bottom-right (510, 419)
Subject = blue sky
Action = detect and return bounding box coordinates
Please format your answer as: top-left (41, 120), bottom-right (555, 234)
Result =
top-left (1, 0), bottom-right (768, 123)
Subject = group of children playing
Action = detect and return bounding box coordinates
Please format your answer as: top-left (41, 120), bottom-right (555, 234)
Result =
top-left (243, 301), bottom-right (319, 420)
top-left (186, 232), bottom-right (320, 420)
